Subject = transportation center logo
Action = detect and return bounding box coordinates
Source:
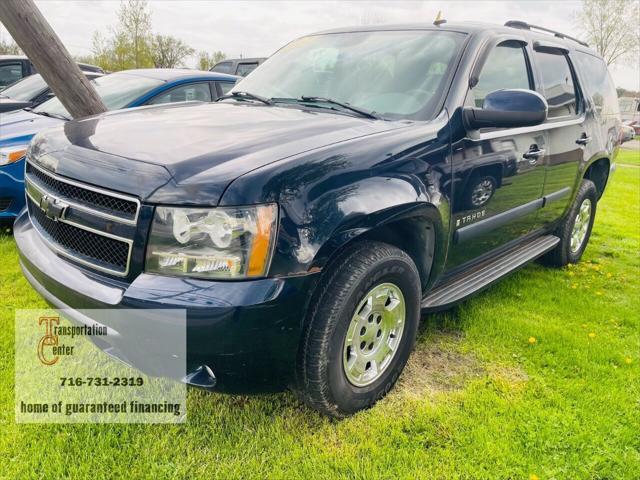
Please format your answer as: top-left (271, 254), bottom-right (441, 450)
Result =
top-left (37, 316), bottom-right (61, 366)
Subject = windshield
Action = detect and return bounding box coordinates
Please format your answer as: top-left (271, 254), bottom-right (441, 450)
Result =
top-left (233, 30), bottom-right (466, 120)
top-left (0, 74), bottom-right (47, 101)
top-left (33, 73), bottom-right (164, 119)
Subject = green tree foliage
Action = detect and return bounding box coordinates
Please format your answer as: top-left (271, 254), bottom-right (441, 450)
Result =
top-left (150, 35), bottom-right (195, 68)
top-left (117, 0), bottom-right (153, 68)
top-left (0, 38), bottom-right (22, 55)
top-left (88, 0), bottom-right (155, 71)
top-left (197, 50), bottom-right (226, 71)
top-left (577, 0), bottom-right (640, 65)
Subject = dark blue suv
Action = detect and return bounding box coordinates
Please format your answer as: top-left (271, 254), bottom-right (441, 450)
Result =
top-left (15, 21), bottom-right (621, 417)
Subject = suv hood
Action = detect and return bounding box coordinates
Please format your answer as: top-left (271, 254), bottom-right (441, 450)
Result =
top-left (32, 102), bottom-right (408, 204)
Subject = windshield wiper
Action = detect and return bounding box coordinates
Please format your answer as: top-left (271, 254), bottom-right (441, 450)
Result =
top-left (31, 110), bottom-right (69, 121)
top-left (289, 96), bottom-right (380, 120)
top-left (216, 91), bottom-right (273, 105)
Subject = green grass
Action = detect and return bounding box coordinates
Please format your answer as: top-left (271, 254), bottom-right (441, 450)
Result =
top-left (618, 147), bottom-right (640, 166)
top-left (1, 167), bottom-right (639, 479)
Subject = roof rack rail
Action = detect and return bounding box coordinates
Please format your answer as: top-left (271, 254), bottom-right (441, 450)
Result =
top-left (504, 20), bottom-right (589, 48)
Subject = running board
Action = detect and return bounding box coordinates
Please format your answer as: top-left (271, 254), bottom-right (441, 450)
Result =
top-left (421, 235), bottom-right (560, 311)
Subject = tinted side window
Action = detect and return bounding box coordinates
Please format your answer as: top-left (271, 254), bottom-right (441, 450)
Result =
top-left (534, 51), bottom-right (578, 118)
top-left (236, 62), bottom-right (259, 77)
top-left (147, 83), bottom-right (212, 105)
top-left (573, 52), bottom-right (619, 117)
top-left (218, 81), bottom-right (235, 95)
top-left (212, 62), bottom-right (233, 74)
top-left (0, 62), bottom-right (24, 88)
top-left (472, 43), bottom-right (531, 107)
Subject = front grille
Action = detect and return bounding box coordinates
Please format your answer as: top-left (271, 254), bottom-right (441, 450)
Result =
top-left (0, 197), bottom-right (11, 212)
top-left (29, 200), bottom-right (130, 273)
top-left (26, 162), bottom-right (138, 220)
top-left (25, 159), bottom-right (139, 276)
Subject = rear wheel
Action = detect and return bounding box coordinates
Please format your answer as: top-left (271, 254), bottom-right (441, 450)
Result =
top-left (295, 241), bottom-right (421, 418)
top-left (542, 179), bottom-right (597, 267)
top-left (464, 174), bottom-right (496, 209)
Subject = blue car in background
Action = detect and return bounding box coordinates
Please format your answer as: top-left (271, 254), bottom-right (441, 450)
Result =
top-left (0, 68), bottom-right (238, 223)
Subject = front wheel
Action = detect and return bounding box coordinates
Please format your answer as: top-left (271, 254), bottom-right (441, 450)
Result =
top-left (542, 179), bottom-right (598, 267)
top-left (295, 241), bottom-right (421, 418)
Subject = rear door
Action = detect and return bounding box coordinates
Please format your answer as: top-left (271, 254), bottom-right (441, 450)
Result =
top-left (446, 38), bottom-right (549, 269)
top-left (531, 44), bottom-right (588, 225)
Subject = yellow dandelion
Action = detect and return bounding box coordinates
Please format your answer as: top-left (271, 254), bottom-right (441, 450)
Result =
top-left (625, 357), bottom-right (633, 365)
top-left (528, 337), bottom-right (537, 344)
top-left (588, 332), bottom-right (596, 339)
top-left (595, 291), bottom-right (603, 296)
top-left (530, 474), bottom-right (540, 480)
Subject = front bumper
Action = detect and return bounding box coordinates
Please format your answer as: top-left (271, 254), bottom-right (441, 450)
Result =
top-left (14, 211), bottom-right (319, 393)
top-left (0, 158), bottom-right (25, 221)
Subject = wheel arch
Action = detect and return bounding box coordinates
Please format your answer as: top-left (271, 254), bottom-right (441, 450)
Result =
top-left (309, 203), bottom-right (446, 292)
top-left (582, 152), bottom-right (611, 200)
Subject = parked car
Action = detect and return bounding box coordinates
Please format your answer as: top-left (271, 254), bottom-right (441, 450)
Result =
top-left (0, 55), bottom-right (103, 90)
top-left (15, 21), bottom-right (620, 417)
top-left (0, 72), bottom-right (104, 113)
top-left (210, 57), bottom-right (266, 77)
top-left (0, 68), bottom-right (238, 222)
top-left (621, 124), bottom-right (635, 142)
top-left (619, 96), bottom-right (640, 135)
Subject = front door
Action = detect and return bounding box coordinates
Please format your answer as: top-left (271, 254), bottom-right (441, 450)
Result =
top-left (446, 39), bottom-right (548, 269)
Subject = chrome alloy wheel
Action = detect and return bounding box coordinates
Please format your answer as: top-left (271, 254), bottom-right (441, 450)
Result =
top-left (471, 179), bottom-right (494, 206)
top-left (571, 198), bottom-right (592, 253)
top-left (342, 283), bottom-right (406, 387)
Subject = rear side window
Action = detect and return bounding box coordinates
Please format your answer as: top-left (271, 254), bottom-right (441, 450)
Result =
top-left (533, 51), bottom-right (578, 118)
top-left (148, 82), bottom-right (212, 105)
top-left (0, 62), bottom-right (24, 88)
top-left (573, 52), bottom-right (619, 117)
top-left (212, 62), bottom-right (233, 74)
top-left (236, 62), bottom-right (259, 77)
top-left (218, 81), bottom-right (235, 95)
top-left (471, 42), bottom-right (531, 107)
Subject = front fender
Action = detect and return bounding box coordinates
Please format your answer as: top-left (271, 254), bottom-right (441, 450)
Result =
top-left (220, 117), bottom-right (453, 280)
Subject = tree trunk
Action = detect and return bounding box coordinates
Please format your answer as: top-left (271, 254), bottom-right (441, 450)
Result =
top-left (0, 0), bottom-right (107, 118)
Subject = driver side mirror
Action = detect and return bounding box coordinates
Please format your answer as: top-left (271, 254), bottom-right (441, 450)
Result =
top-left (463, 89), bottom-right (548, 130)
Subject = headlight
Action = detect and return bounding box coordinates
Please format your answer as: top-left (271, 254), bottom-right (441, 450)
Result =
top-left (145, 204), bottom-right (278, 279)
top-left (0, 145), bottom-right (28, 166)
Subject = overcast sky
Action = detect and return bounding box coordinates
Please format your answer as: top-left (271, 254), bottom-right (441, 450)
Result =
top-left (1, 0), bottom-right (638, 89)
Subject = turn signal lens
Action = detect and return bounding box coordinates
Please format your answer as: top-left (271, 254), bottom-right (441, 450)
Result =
top-left (0, 145), bottom-right (28, 166)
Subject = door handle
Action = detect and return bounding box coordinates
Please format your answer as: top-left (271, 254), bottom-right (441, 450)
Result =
top-left (523, 147), bottom-right (545, 163)
top-left (576, 134), bottom-right (592, 145)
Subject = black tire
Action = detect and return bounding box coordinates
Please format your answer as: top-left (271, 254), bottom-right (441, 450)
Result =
top-left (295, 241), bottom-right (421, 418)
top-left (542, 179), bottom-right (597, 267)
top-left (464, 174), bottom-right (496, 209)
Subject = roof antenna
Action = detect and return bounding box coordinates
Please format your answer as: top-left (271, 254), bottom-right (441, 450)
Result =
top-left (433, 11), bottom-right (446, 26)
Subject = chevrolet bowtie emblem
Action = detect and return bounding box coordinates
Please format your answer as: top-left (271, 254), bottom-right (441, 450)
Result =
top-left (39, 194), bottom-right (69, 221)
